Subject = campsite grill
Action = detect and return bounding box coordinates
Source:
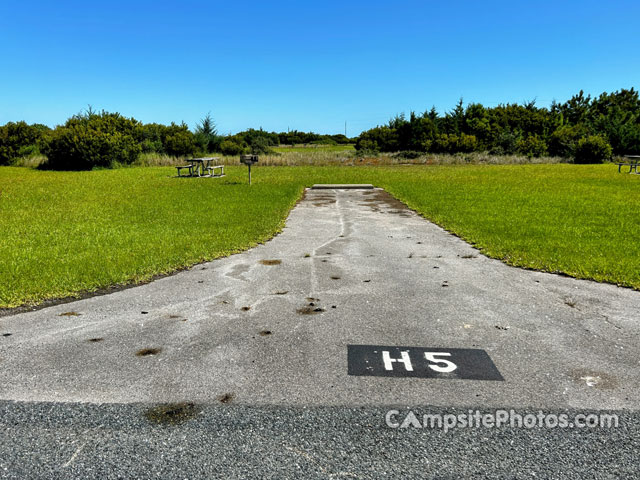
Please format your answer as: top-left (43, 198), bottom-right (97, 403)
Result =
top-left (240, 154), bottom-right (258, 185)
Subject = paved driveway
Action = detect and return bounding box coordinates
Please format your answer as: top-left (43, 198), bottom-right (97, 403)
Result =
top-left (1, 188), bottom-right (638, 478)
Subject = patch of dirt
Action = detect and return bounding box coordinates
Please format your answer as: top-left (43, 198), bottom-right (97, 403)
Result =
top-left (241, 306), bottom-right (251, 311)
top-left (259, 330), bottom-right (272, 336)
top-left (259, 259), bottom-right (282, 266)
top-left (144, 402), bottom-right (201, 425)
top-left (59, 311), bottom-right (80, 317)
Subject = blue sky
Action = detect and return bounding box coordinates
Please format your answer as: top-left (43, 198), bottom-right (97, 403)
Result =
top-left (1, 1), bottom-right (638, 135)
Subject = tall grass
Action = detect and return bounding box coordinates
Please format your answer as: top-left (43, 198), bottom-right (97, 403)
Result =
top-left (135, 150), bottom-right (568, 167)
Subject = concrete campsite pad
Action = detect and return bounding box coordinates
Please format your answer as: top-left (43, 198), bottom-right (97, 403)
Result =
top-left (0, 188), bottom-right (638, 409)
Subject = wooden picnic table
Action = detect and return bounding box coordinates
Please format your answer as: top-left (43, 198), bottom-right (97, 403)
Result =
top-left (616, 155), bottom-right (640, 173)
top-left (190, 157), bottom-right (219, 176)
top-left (176, 157), bottom-right (224, 177)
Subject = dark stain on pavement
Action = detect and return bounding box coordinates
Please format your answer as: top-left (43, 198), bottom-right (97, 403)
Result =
top-left (218, 393), bottom-right (234, 404)
top-left (298, 306), bottom-right (325, 315)
top-left (136, 348), bottom-right (161, 357)
top-left (259, 330), bottom-right (272, 336)
top-left (87, 338), bottom-right (103, 343)
top-left (59, 311), bottom-right (80, 317)
top-left (145, 402), bottom-right (201, 425)
top-left (312, 197), bottom-right (336, 207)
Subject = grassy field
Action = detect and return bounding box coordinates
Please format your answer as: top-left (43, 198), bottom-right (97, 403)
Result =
top-left (1, 164), bottom-right (639, 308)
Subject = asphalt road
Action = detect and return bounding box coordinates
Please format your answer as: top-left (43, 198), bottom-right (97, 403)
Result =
top-left (1, 188), bottom-right (638, 478)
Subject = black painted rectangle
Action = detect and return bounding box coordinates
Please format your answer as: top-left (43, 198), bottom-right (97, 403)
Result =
top-left (348, 345), bottom-right (503, 381)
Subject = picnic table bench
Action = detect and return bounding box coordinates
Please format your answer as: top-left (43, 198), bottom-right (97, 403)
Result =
top-left (616, 155), bottom-right (640, 173)
top-left (176, 157), bottom-right (224, 178)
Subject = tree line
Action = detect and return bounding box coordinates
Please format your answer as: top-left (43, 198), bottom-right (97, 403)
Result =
top-left (355, 88), bottom-right (640, 163)
top-left (1, 87), bottom-right (637, 169)
top-left (0, 109), bottom-right (353, 170)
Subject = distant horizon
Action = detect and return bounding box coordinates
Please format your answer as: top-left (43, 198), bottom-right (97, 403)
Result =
top-left (1, 0), bottom-right (638, 136)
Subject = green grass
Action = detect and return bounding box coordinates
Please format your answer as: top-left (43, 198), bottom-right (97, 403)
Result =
top-left (1, 164), bottom-right (639, 308)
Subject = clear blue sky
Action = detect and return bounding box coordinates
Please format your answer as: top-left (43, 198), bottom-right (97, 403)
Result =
top-left (1, 1), bottom-right (638, 135)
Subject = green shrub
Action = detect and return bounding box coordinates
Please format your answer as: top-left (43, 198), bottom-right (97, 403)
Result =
top-left (547, 125), bottom-right (586, 157)
top-left (431, 133), bottom-right (478, 153)
top-left (573, 135), bottom-right (613, 164)
top-left (44, 125), bottom-right (141, 170)
top-left (141, 139), bottom-right (163, 153)
top-left (0, 121), bottom-right (48, 165)
top-left (220, 139), bottom-right (247, 156)
top-left (140, 123), bottom-right (166, 153)
top-left (355, 138), bottom-right (380, 153)
top-left (42, 111), bottom-right (142, 170)
top-left (456, 133), bottom-right (478, 153)
top-left (248, 135), bottom-right (274, 154)
top-left (516, 134), bottom-right (548, 157)
top-left (164, 130), bottom-right (196, 157)
top-left (489, 130), bottom-right (521, 155)
top-left (355, 126), bottom-right (398, 152)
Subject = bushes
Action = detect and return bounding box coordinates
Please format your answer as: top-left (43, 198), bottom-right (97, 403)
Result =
top-left (489, 130), bottom-right (520, 155)
top-left (42, 111), bottom-right (142, 170)
top-left (432, 133), bottom-right (478, 153)
top-left (354, 88), bottom-right (640, 158)
top-left (547, 125), bottom-right (583, 157)
top-left (355, 126), bottom-right (398, 152)
top-left (0, 121), bottom-right (49, 165)
top-left (573, 135), bottom-right (612, 164)
top-left (517, 135), bottom-right (547, 157)
top-left (220, 139), bottom-right (247, 156)
top-left (162, 125), bottom-right (196, 157)
top-left (44, 124), bottom-right (141, 170)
